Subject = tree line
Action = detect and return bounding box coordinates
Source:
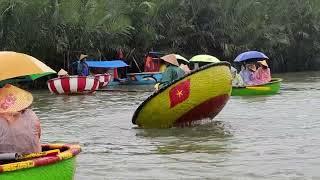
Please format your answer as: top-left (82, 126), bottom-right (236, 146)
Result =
top-left (1, 0), bottom-right (320, 73)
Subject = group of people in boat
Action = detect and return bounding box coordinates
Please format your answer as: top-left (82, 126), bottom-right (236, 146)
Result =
top-left (156, 53), bottom-right (272, 90)
top-left (232, 60), bottom-right (271, 87)
top-left (62, 51), bottom-right (272, 90)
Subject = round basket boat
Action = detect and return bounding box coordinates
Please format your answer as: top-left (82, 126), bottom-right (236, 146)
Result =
top-left (47, 75), bottom-right (99, 95)
top-left (0, 144), bottom-right (81, 180)
top-left (132, 62), bottom-right (232, 128)
top-left (94, 73), bottom-right (111, 88)
top-left (231, 78), bottom-right (282, 96)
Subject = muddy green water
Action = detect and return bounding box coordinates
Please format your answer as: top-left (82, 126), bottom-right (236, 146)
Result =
top-left (31, 72), bottom-right (320, 179)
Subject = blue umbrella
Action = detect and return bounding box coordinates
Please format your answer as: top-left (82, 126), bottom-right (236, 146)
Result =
top-left (234, 51), bottom-right (269, 62)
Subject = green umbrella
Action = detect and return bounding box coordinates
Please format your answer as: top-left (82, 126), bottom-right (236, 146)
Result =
top-left (189, 55), bottom-right (220, 63)
top-left (0, 72), bottom-right (56, 85)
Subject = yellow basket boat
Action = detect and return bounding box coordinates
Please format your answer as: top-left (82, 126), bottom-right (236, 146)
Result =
top-left (132, 62), bottom-right (232, 128)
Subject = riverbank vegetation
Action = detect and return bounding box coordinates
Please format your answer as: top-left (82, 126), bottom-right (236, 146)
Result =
top-left (1, 0), bottom-right (320, 72)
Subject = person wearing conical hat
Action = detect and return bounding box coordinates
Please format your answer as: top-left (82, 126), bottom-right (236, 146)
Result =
top-left (0, 84), bottom-right (41, 154)
top-left (77, 54), bottom-right (89, 76)
top-left (58, 69), bottom-right (69, 77)
top-left (157, 54), bottom-right (185, 90)
top-left (255, 60), bottom-right (271, 84)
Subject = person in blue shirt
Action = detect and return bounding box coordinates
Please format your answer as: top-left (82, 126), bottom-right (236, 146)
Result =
top-left (77, 54), bottom-right (89, 76)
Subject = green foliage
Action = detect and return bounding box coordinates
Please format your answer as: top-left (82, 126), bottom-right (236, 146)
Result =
top-left (1, 0), bottom-right (320, 72)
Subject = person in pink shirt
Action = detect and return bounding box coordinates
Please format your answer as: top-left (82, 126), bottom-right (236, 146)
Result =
top-left (0, 84), bottom-right (41, 154)
top-left (255, 60), bottom-right (271, 84)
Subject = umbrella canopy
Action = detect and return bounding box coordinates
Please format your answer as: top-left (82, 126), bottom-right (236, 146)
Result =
top-left (0, 51), bottom-right (56, 81)
top-left (174, 54), bottom-right (188, 63)
top-left (189, 55), bottom-right (220, 63)
top-left (234, 51), bottom-right (269, 62)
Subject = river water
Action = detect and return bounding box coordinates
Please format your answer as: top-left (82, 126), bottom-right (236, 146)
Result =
top-left (31, 72), bottom-right (320, 180)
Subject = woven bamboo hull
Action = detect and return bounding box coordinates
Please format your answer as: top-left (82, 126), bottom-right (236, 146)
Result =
top-left (231, 78), bottom-right (282, 96)
top-left (132, 62), bottom-right (232, 128)
top-left (0, 144), bottom-right (81, 180)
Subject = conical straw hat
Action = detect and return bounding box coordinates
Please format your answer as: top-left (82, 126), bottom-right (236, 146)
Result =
top-left (79, 54), bottom-right (88, 61)
top-left (160, 54), bottom-right (179, 66)
top-left (57, 69), bottom-right (68, 76)
top-left (0, 84), bottom-right (33, 113)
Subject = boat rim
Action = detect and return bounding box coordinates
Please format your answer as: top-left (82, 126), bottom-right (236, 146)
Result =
top-left (232, 78), bottom-right (283, 89)
top-left (47, 75), bottom-right (98, 82)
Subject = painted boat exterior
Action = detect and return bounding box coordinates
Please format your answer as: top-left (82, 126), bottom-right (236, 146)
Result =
top-left (132, 62), bottom-right (232, 128)
top-left (47, 76), bottom-right (99, 94)
top-left (126, 72), bottom-right (162, 85)
top-left (0, 144), bottom-right (81, 180)
top-left (231, 78), bottom-right (282, 96)
top-left (94, 73), bottom-right (111, 88)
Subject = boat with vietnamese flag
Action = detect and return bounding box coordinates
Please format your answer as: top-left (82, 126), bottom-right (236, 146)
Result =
top-left (132, 62), bottom-right (232, 128)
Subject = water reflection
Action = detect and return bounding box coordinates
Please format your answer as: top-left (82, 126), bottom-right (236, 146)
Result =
top-left (136, 121), bottom-right (232, 155)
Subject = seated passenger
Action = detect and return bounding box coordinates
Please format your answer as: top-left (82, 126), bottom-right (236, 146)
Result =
top-left (158, 54), bottom-right (185, 89)
top-left (0, 84), bottom-right (41, 154)
top-left (177, 57), bottom-right (191, 74)
top-left (239, 63), bottom-right (256, 86)
top-left (231, 67), bottom-right (245, 87)
top-left (255, 60), bottom-right (271, 84)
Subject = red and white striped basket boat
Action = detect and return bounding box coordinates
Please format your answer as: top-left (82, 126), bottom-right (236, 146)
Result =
top-left (47, 76), bottom-right (99, 95)
top-left (94, 73), bottom-right (112, 88)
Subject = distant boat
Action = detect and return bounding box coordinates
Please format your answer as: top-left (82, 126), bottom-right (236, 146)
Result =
top-left (132, 62), bottom-right (232, 128)
top-left (86, 60), bottom-right (129, 86)
top-left (47, 76), bottom-right (99, 95)
top-left (125, 72), bottom-right (162, 85)
top-left (87, 58), bottom-right (163, 86)
top-left (124, 52), bottom-right (163, 85)
top-left (231, 78), bottom-right (282, 96)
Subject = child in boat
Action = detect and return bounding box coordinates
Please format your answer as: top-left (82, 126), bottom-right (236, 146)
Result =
top-left (255, 60), bottom-right (271, 84)
top-left (239, 63), bottom-right (257, 86)
top-left (231, 67), bottom-right (245, 87)
top-left (157, 54), bottom-right (185, 90)
top-left (0, 84), bottom-right (41, 154)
